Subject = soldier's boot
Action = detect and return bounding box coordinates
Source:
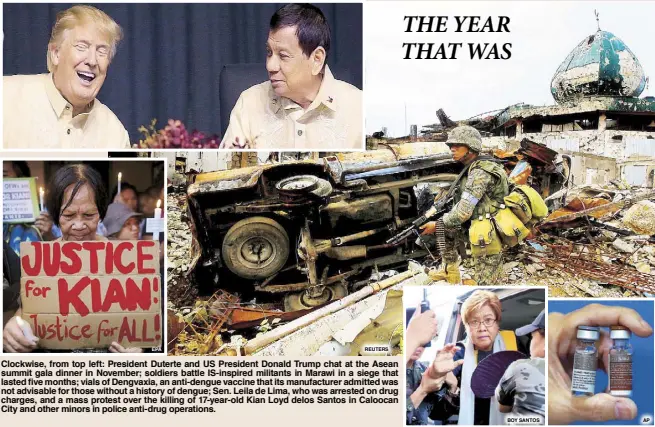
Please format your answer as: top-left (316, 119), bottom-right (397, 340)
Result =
top-left (427, 261), bottom-right (461, 284)
top-left (427, 265), bottom-right (447, 282)
top-left (446, 262), bottom-right (461, 284)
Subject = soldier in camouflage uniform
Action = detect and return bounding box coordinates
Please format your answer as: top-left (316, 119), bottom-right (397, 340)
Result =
top-left (421, 125), bottom-right (509, 284)
top-left (495, 310), bottom-right (546, 424)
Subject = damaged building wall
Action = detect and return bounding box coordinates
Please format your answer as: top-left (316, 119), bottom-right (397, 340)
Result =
top-left (565, 152), bottom-right (617, 186)
top-left (620, 161), bottom-right (655, 187)
top-left (154, 151), bottom-right (232, 174)
top-left (527, 130), bottom-right (654, 161)
top-left (484, 123), bottom-right (655, 161)
top-left (482, 130), bottom-right (655, 186)
top-left (155, 151), bottom-right (316, 175)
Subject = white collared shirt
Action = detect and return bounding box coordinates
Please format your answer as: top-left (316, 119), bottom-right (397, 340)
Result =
top-left (221, 66), bottom-right (362, 150)
top-left (3, 73), bottom-right (130, 149)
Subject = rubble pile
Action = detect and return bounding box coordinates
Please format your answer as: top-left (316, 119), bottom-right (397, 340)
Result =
top-left (466, 183), bottom-right (655, 296)
top-left (622, 201), bottom-right (655, 235)
top-left (168, 291), bottom-right (253, 356)
top-left (166, 192), bottom-right (198, 308)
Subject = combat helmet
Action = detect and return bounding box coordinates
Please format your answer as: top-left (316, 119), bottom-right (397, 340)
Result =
top-left (445, 125), bottom-right (482, 153)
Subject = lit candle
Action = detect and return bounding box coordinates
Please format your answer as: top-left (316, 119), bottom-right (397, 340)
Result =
top-left (155, 199), bottom-right (162, 218)
top-left (117, 172), bottom-right (122, 194)
top-left (153, 199), bottom-right (162, 239)
top-left (39, 187), bottom-right (45, 212)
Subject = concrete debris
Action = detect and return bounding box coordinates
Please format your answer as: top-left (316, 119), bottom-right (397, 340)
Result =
top-left (436, 180), bottom-right (655, 298)
top-left (503, 261), bottom-right (520, 272)
top-left (635, 262), bottom-right (652, 274)
top-left (167, 192), bottom-right (198, 309)
top-left (612, 238), bottom-right (637, 253)
top-left (622, 200), bottom-right (655, 235)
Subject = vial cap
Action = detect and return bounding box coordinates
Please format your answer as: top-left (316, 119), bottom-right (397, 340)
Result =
top-left (577, 325), bottom-right (600, 341)
top-left (610, 326), bottom-right (631, 339)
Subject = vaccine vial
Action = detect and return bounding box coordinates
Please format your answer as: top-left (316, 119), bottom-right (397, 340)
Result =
top-left (609, 326), bottom-right (633, 397)
top-left (571, 326), bottom-right (599, 396)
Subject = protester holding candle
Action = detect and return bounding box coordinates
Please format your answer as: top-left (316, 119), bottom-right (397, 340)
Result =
top-left (2, 161), bottom-right (49, 248)
top-left (3, 241), bottom-right (21, 327)
top-left (2, 164), bottom-right (146, 353)
top-left (38, 187), bottom-right (45, 212)
top-left (111, 181), bottom-right (139, 212)
top-left (104, 202), bottom-right (142, 241)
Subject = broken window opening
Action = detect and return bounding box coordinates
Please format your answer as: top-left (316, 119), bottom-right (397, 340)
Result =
top-left (574, 118), bottom-right (598, 130)
top-left (523, 120), bottom-right (541, 134)
top-left (606, 114), bottom-right (655, 132)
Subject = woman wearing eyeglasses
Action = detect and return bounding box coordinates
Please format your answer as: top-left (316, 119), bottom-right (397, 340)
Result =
top-left (427, 290), bottom-right (518, 425)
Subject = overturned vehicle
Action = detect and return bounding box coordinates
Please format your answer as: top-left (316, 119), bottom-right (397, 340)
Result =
top-left (186, 140), bottom-right (567, 311)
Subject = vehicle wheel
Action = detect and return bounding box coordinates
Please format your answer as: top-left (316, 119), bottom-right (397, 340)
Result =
top-left (283, 283), bottom-right (348, 312)
top-left (277, 175), bottom-right (333, 198)
top-left (276, 175), bottom-right (319, 194)
top-left (222, 217), bottom-right (290, 280)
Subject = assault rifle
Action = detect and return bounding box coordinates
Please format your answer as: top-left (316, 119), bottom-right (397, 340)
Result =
top-left (386, 196), bottom-right (453, 245)
top-left (386, 159), bottom-right (474, 246)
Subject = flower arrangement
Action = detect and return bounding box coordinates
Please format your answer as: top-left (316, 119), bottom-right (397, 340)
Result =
top-left (135, 119), bottom-right (221, 149)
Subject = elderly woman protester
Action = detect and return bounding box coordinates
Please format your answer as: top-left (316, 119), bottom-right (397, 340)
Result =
top-left (2, 164), bottom-right (139, 353)
top-left (424, 290), bottom-right (518, 425)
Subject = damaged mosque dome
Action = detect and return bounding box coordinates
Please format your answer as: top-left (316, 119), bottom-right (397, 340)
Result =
top-left (551, 29), bottom-right (648, 103)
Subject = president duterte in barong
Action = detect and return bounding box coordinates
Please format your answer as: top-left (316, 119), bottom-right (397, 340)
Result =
top-left (220, 4), bottom-right (363, 150)
top-left (3, 5), bottom-right (130, 149)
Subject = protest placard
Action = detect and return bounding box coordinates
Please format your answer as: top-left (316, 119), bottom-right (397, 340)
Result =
top-left (3, 178), bottom-right (40, 223)
top-left (19, 240), bottom-right (162, 349)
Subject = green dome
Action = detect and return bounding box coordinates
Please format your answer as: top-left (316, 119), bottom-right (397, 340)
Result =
top-left (551, 30), bottom-right (646, 103)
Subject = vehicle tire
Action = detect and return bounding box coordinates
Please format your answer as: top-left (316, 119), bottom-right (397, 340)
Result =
top-left (276, 175), bottom-right (319, 194)
top-left (277, 175), bottom-right (333, 198)
top-left (283, 283), bottom-right (348, 312)
top-left (222, 217), bottom-right (290, 280)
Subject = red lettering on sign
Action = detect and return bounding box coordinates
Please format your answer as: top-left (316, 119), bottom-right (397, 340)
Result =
top-left (24, 280), bottom-right (35, 297)
top-left (118, 317), bottom-right (135, 342)
top-left (29, 314), bottom-right (92, 342)
top-left (22, 242), bottom-right (41, 276)
top-left (127, 277), bottom-right (152, 311)
top-left (61, 242), bottom-right (83, 275)
top-left (22, 241), bottom-right (155, 276)
top-left (24, 280), bottom-right (51, 298)
top-left (137, 241), bottom-right (156, 274)
top-left (115, 242), bottom-right (135, 274)
top-left (28, 314), bottom-right (41, 338)
top-left (58, 277), bottom-right (91, 316)
top-left (96, 320), bottom-right (119, 343)
top-left (102, 279), bottom-right (127, 312)
top-left (58, 276), bottom-right (154, 316)
top-left (82, 242), bottom-right (104, 274)
top-left (80, 324), bottom-right (92, 339)
top-left (90, 278), bottom-right (103, 313)
top-left (68, 324), bottom-right (81, 341)
top-left (42, 242), bottom-right (61, 276)
top-left (141, 318), bottom-right (154, 342)
top-left (104, 242), bottom-right (114, 274)
top-left (154, 314), bottom-right (161, 340)
top-left (116, 316), bottom-right (156, 343)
